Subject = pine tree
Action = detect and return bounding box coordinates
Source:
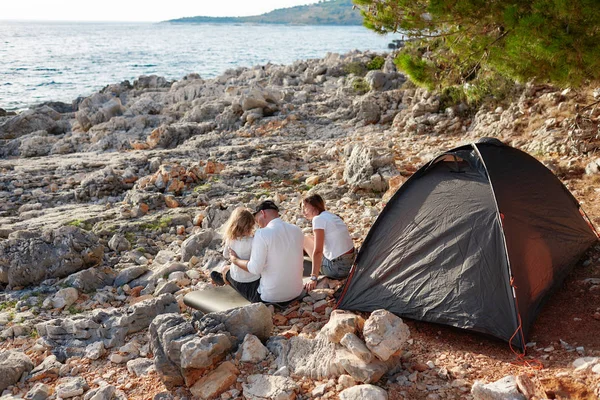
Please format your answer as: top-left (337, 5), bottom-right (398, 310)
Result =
top-left (353, 0), bottom-right (600, 90)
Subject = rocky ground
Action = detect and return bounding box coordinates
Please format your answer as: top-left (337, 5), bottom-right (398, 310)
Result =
top-left (1, 50), bottom-right (600, 399)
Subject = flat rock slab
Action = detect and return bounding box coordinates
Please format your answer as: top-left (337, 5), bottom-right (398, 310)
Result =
top-left (242, 374), bottom-right (298, 400)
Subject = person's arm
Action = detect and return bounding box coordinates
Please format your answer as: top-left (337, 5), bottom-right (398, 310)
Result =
top-left (311, 229), bottom-right (325, 276)
top-left (229, 249), bottom-right (250, 272)
top-left (246, 234), bottom-right (267, 275)
top-left (230, 235), bottom-right (267, 274)
top-left (305, 228), bottom-right (324, 291)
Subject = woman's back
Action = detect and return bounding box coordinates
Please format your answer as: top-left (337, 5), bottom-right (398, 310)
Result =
top-left (224, 236), bottom-right (259, 282)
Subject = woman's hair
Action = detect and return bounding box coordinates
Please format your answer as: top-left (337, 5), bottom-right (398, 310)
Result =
top-left (222, 207), bottom-right (255, 241)
top-left (303, 193), bottom-right (326, 213)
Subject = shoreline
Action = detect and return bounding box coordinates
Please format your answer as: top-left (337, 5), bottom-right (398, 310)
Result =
top-left (0, 23), bottom-right (397, 112)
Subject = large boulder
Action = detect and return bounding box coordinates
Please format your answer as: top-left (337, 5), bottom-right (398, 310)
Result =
top-left (19, 130), bottom-right (60, 157)
top-left (133, 75), bottom-right (171, 90)
top-left (76, 93), bottom-right (125, 131)
top-left (179, 333), bottom-right (234, 370)
top-left (146, 122), bottom-right (216, 149)
top-left (0, 226), bottom-right (104, 288)
top-left (0, 106), bottom-right (68, 139)
top-left (149, 313), bottom-right (196, 387)
top-left (36, 294), bottom-right (179, 356)
top-left (363, 309), bottom-right (410, 361)
top-left (180, 230), bottom-right (214, 262)
top-left (0, 350), bottom-right (34, 391)
top-left (271, 334), bottom-right (345, 380)
top-left (319, 310), bottom-right (363, 343)
top-left (197, 303), bottom-right (273, 344)
top-left (190, 361), bottom-right (239, 399)
top-left (343, 145), bottom-right (395, 192)
top-left (75, 166), bottom-right (127, 201)
top-left (365, 70), bottom-right (404, 92)
top-left (201, 205), bottom-right (232, 230)
top-left (63, 266), bottom-right (115, 292)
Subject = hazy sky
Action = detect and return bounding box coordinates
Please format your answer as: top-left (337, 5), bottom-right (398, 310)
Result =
top-left (1, 0), bottom-right (321, 22)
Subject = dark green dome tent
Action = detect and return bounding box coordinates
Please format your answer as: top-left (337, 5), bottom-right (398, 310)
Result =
top-left (336, 139), bottom-right (598, 351)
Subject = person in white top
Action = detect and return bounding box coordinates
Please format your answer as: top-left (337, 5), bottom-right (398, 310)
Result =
top-left (229, 200), bottom-right (305, 303)
top-left (211, 207), bottom-right (262, 302)
top-left (302, 193), bottom-right (355, 291)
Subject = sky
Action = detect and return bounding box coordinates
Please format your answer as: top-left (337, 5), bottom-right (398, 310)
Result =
top-left (1, 0), bottom-right (321, 22)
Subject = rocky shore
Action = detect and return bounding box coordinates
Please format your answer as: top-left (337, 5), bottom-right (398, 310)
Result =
top-left (1, 50), bottom-right (600, 399)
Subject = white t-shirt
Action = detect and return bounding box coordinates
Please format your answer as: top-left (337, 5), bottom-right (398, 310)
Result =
top-left (247, 218), bottom-right (304, 303)
top-left (223, 237), bottom-right (260, 283)
top-left (312, 211), bottom-right (354, 260)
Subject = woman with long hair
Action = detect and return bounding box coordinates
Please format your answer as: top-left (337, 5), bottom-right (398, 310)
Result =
top-left (211, 207), bottom-right (261, 302)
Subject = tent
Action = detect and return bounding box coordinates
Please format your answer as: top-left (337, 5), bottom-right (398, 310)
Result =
top-left (336, 139), bottom-right (598, 350)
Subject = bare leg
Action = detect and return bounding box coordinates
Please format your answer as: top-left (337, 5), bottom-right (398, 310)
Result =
top-left (303, 234), bottom-right (315, 259)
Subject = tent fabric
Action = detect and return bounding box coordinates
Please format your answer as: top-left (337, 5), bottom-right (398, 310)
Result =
top-left (336, 142), bottom-right (598, 350)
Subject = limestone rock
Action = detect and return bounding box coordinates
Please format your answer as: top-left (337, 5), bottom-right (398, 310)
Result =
top-left (19, 131), bottom-right (60, 158)
top-left (190, 361), bottom-right (239, 399)
top-left (75, 166), bottom-right (127, 201)
top-left (36, 294), bottom-right (179, 357)
top-left (85, 341), bottom-right (106, 360)
top-left (127, 358), bottom-right (155, 377)
top-left (24, 382), bottom-right (51, 400)
top-left (149, 313), bottom-right (196, 387)
top-left (343, 145), bottom-right (393, 192)
top-left (56, 376), bottom-right (89, 398)
top-left (108, 234), bottom-right (132, 252)
top-left (0, 350), bottom-right (34, 391)
top-left (134, 75), bottom-right (171, 89)
top-left (51, 287), bottom-right (79, 309)
top-left (114, 265), bottom-right (149, 287)
top-left (319, 310), bottom-right (362, 344)
top-left (0, 105), bottom-right (67, 139)
top-left (0, 226), bottom-right (104, 288)
top-left (242, 374), bottom-right (298, 400)
top-left (200, 205), bottom-right (232, 230)
top-left (180, 333), bottom-right (234, 369)
top-left (363, 309), bottom-right (410, 361)
top-left (197, 302), bottom-right (273, 344)
top-left (180, 230), bottom-right (214, 262)
top-left (147, 122), bottom-right (216, 149)
top-left (76, 93), bottom-right (124, 131)
top-left (573, 357), bottom-right (599, 371)
top-left (340, 332), bottom-right (373, 363)
top-left (471, 375), bottom-right (527, 400)
top-left (515, 374), bottom-right (547, 400)
top-left (83, 384), bottom-right (117, 400)
top-left (586, 158), bottom-right (600, 175)
top-left (272, 335), bottom-right (345, 380)
top-left (27, 355), bottom-right (62, 382)
top-left (339, 384), bottom-right (388, 400)
top-left (63, 267), bottom-right (115, 292)
top-left (240, 334), bottom-right (269, 363)
top-left (336, 348), bottom-right (388, 384)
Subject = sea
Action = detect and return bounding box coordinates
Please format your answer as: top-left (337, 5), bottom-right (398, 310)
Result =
top-left (0, 21), bottom-right (401, 111)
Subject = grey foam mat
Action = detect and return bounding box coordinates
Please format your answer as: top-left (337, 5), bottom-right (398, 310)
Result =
top-left (184, 258), bottom-right (316, 313)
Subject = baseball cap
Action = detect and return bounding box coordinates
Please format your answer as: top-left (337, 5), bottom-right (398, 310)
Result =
top-left (253, 200), bottom-right (279, 215)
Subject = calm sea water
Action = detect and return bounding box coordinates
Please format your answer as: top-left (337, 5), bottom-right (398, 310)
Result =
top-left (0, 21), bottom-right (399, 111)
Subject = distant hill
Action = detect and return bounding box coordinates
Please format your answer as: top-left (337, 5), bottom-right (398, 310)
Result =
top-left (167, 0), bottom-right (363, 26)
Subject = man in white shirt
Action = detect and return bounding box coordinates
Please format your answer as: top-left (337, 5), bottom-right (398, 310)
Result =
top-left (229, 200), bottom-right (305, 303)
